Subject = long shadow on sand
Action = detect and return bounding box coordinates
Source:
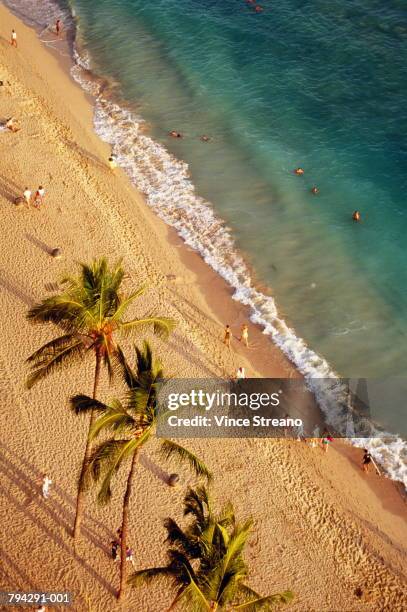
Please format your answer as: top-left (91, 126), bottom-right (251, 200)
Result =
top-left (0, 270), bottom-right (34, 306)
top-left (0, 446), bottom-right (113, 561)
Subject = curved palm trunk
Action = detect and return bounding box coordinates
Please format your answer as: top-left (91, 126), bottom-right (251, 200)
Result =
top-left (118, 449), bottom-right (139, 600)
top-left (73, 352), bottom-right (101, 540)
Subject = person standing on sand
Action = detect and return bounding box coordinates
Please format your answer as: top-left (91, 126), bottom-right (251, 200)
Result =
top-left (111, 539), bottom-right (120, 561)
top-left (42, 474), bottom-right (52, 499)
top-left (239, 324), bottom-right (249, 347)
top-left (236, 366), bottom-right (246, 380)
top-left (108, 155), bottom-right (117, 171)
top-left (362, 449), bottom-right (372, 473)
top-left (126, 547), bottom-right (134, 565)
top-left (33, 186), bottom-right (45, 208)
top-left (11, 30), bottom-right (17, 48)
top-left (56, 19), bottom-right (62, 36)
top-left (223, 324), bottom-right (232, 348)
top-left (321, 431), bottom-right (332, 452)
top-left (23, 187), bottom-right (31, 207)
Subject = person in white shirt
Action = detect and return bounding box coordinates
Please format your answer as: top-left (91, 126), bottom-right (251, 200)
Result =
top-left (11, 30), bottom-right (17, 48)
top-left (23, 187), bottom-right (31, 206)
top-left (236, 367), bottom-right (246, 380)
top-left (42, 474), bottom-right (52, 499)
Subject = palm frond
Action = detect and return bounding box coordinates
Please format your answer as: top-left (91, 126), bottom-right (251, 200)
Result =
top-left (110, 285), bottom-right (147, 323)
top-left (160, 440), bottom-right (212, 482)
top-left (164, 518), bottom-right (201, 558)
top-left (120, 316), bottom-right (177, 339)
top-left (218, 501), bottom-right (236, 528)
top-left (115, 345), bottom-right (138, 389)
top-left (177, 571), bottom-right (211, 611)
top-left (89, 407), bottom-right (136, 440)
top-left (27, 296), bottom-right (93, 332)
top-left (183, 486), bottom-right (210, 527)
top-left (127, 566), bottom-right (174, 587)
top-left (221, 520), bottom-right (253, 575)
top-left (88, 438), bottom-right (134, 502)
top-left (70, 394), bottom-right (108, 415)
top-left (26, 337), bottom-right (86, 388)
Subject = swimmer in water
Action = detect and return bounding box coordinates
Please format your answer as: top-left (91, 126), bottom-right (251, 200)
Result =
top-left (254, 5), bottom-right (264, 12)
top-left (169, 130), bottom-right (183, 139)
top-left (352, 211), bottom-right (361, 222)
top-left (311, 186), bottom-right (319, 194)
top-left (294, 168), bottom-right (304, 175)
top-left (200, 135), bottom-right (210, 142)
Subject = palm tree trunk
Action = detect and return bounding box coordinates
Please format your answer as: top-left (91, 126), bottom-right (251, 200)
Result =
top-left (73, 352), bottom-right (101, 540)
top-left (118, 449), bottom-right (138, 600)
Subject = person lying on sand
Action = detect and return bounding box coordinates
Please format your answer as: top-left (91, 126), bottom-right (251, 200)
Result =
top-left (5, 117), bottom-right (20, 132)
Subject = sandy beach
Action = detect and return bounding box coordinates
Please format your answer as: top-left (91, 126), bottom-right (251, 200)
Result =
top-left (0, 3), bottom-right (406, 610)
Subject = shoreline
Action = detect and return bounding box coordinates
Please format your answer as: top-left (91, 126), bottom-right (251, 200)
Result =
top-left (0, 3), bottom-right (406, 610)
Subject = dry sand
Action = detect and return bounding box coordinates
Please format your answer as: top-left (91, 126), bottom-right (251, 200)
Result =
top-left (0, 4), bottom-right (406, 610)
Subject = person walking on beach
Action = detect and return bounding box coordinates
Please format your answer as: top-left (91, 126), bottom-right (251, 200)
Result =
top-left (239, 324), bottom-right (249, 347)
top-left (236, 366), bottom-right (246, 381)
top-left (42, 474), bottom-right (52, 499)
top-left (11, 29), bottom-right (17, 48)
top-left (111, 539), bottom-right (120, 561)
top-left (23, 187), bottom-right (31, 207)
top-left (362, 449), bottom-right (372, 473)
top-left (126, 547), bottom-right (135, 566)
top-left (33, 186), bottom-right (45, 208)
top-left (108, 155), bottom-right (117, 171)
top-left (321, 431), bottom-right (332, 453)
top-left (223, 324), bottom-right (232, 348)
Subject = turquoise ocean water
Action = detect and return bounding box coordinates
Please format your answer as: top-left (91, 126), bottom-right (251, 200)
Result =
top-left (75, 0), bottom-right (407, 378)
top-left (4, 0), bottom-right (407, 483)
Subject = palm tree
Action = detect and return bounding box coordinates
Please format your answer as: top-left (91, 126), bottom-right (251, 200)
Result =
top-left (71, 342), bottom-right (212, 600)
top-left (26, 258), bottom-right (175, 539)
top-left (128, 486), bottom-right (294, 611)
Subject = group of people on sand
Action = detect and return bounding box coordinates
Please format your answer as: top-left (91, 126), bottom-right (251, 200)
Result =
top-left (22, 185), bottom-right (46, 209)
top-left (223, 323), bottom-right (249, 348)
top-left (223, 324), bottom-right (249, 380)
top-left (10, 20), bottom-right (62, 49)
top-left (111, 528), bottom-right (135, 566)
top-left (294, 167), bottom-right (362, 222)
